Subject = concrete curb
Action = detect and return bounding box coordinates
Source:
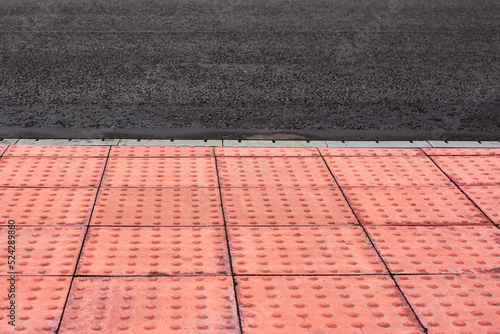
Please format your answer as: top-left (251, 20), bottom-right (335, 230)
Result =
top-left (2, 138), bottom-right (500, 148)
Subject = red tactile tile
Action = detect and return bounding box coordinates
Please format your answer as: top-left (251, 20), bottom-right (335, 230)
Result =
top-left (60, 276), bottom-right (238, 333)
top-left (0, 157), bottom-right (106, 187)
top-left (462, 186), bottom-right (500, 224)
top-left (432, 155), bottom-right (500, 186)
top-left (0, 188), bottom-right (97, 226)
top-left (368, 226), bottom-right (500, 274)
top-left (215, 147), bottom-right (320, 157)
top-left (0, 226), bottom-right (85, 275)
top-left (236, 275), bottom-right (423, 333)
top-left (228, 226), bottom-right (386, 275)
top-left (217, 157), bottom-right (335, 188)
top-left (325, 156), bottom-right (451, 187)
top-left (320, 148), bottom-right (424, 157)
top-left (423, 148), bottom-right (500, 156)
top-left (5, 145), bottom-right (110, 157)
top-left (103, 157), bottom-right (217, 188)
top-left (0, 276), bottom-right (71, 333)
top-left (397, 274), bottom-right (500, 333)
top-left (91, 188), bottom-right (223, 226)
top-left (110, 146), bottom-right (213, 157)
top-left (344, 186), bottom-right (489, 225)
top-left (222, 187), bottom-right (356, 226)
top-left (77, 227), bottom-right (229, 275)
top-left (0, 145), bottom-right (8, 156)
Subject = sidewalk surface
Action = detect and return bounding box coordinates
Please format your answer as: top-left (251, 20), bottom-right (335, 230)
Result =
top-left (0, 145), bottom-right (499, 333)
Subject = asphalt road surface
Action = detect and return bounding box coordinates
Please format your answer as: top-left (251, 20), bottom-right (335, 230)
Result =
top-left (0, 0), bottom-right (499, 138)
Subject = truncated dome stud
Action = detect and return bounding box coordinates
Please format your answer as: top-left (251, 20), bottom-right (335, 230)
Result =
top-left (5, 145), bottom-right (110, 157)
top-left (60, 276), bottom-right (238, 333)
top-left (217, 157), bottom-right (335, 188)
top-left (92, 188), bottom-right (223, 226)
top-left (344, 186), bottom-right (489, 225)
top-left (324, 156), bottom-right (452, 187)
top-left (397, 274), bottom-right (500, 332)
top-left (0, 187), bottom-right (97, 226)
top-left (236, 275), bottom-right (423, 333)
top-left (0, 277), bottom-right (71, 333)
top-left (77, 227), bottom-right (230, 275)
top-left (432, 155), bottom-right (500, 186)
top-left (110, 146), bottom-right (213, 158)
top-left (0, 157), bottom-right (106, 187)
top-left (222, 187), bottom-right (356, 226)
top-left (0, 226), bottom-right (86, 275)
top-left (103, 157), bottom-right (218, 188)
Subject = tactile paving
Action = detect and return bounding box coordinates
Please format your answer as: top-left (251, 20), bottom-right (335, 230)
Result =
top-left (397, 274), bottom-right (500, 333)
top-left (0, 157), bottom-right (106, 187)
top-left (77, 227), bottom-right (229, 275)
top-left (320, 148), bottom-right (424, 157)
top-left (0, 226), bottom-right (86, 275)
top-left (110, 146), bottom-right (213, 157)
top-left (215, 147), bottom-right (320, 157)
top-left (60, 276), bottom-right (238, 333)
top-left (221, 187), bottom-right (356, 226)
top-left (424, 148), bottom-right (500, 156)
top-left (103, 157), bottom-right (217, 188)
top-left (228, 226), bottom-right (386, 274)
top-left (344, 186), bottom-right (489, 225)
top-left (217, 157), bottom-right (335, 188)
top-left (236, 275), bottom-right (423, 333)
top-left (0, 145), bottom-right (7, 156)
top-left (5, 145), bottom-right (110, 157)
top-left (462, 186), bottom-right (500, 224)
top-left (0, 276), bottom-right (71, 333)
top-left (15, 139), bottom-right (118, 146)
top-left (91, 188), bottom-right (223, 226)
top-left (325, 156), bottom-right (452, 187)
top-left (367, 226), bottom-right (500, 274)
top-left (432, 155), bottom-right (500, 185)
top-left (0, 188), bottom-right (97, 226)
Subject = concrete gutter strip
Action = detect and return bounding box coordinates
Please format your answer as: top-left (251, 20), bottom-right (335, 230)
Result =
top-left (2, 138), bottom-right (500, 148)
top-left (0, 128), bottom-right (499, 141)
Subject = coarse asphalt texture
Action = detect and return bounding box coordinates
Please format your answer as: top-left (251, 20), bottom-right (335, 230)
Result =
top-left (0, 0), bottom-right (499, 139)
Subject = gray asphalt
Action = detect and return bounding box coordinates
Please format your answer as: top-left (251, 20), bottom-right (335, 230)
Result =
top-left (0, 0), bottom-right (499, 138)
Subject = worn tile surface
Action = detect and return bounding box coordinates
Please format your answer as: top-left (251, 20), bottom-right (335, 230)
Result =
top-left (0, 146), bottom-right (498, 333)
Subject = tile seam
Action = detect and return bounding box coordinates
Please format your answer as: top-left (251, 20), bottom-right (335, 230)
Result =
top-left (54, 146), bottom-right (111, 333)
top-left (2, 223), bottom-right (489, 227)
top-left (1, 272), bottom-right (495, 278)
top-left (0, 184), bottom-right (478, 189)
top-left (2, 223), bottom-right (492, 235)
top-left (0, 144), bottom-right (8, 157)
top-left (423, 152), bottom-right (500, 230)
top-left (318, 149), bottom-right (429, 333)
top-left (213, 147), bottom-right (244, 334)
